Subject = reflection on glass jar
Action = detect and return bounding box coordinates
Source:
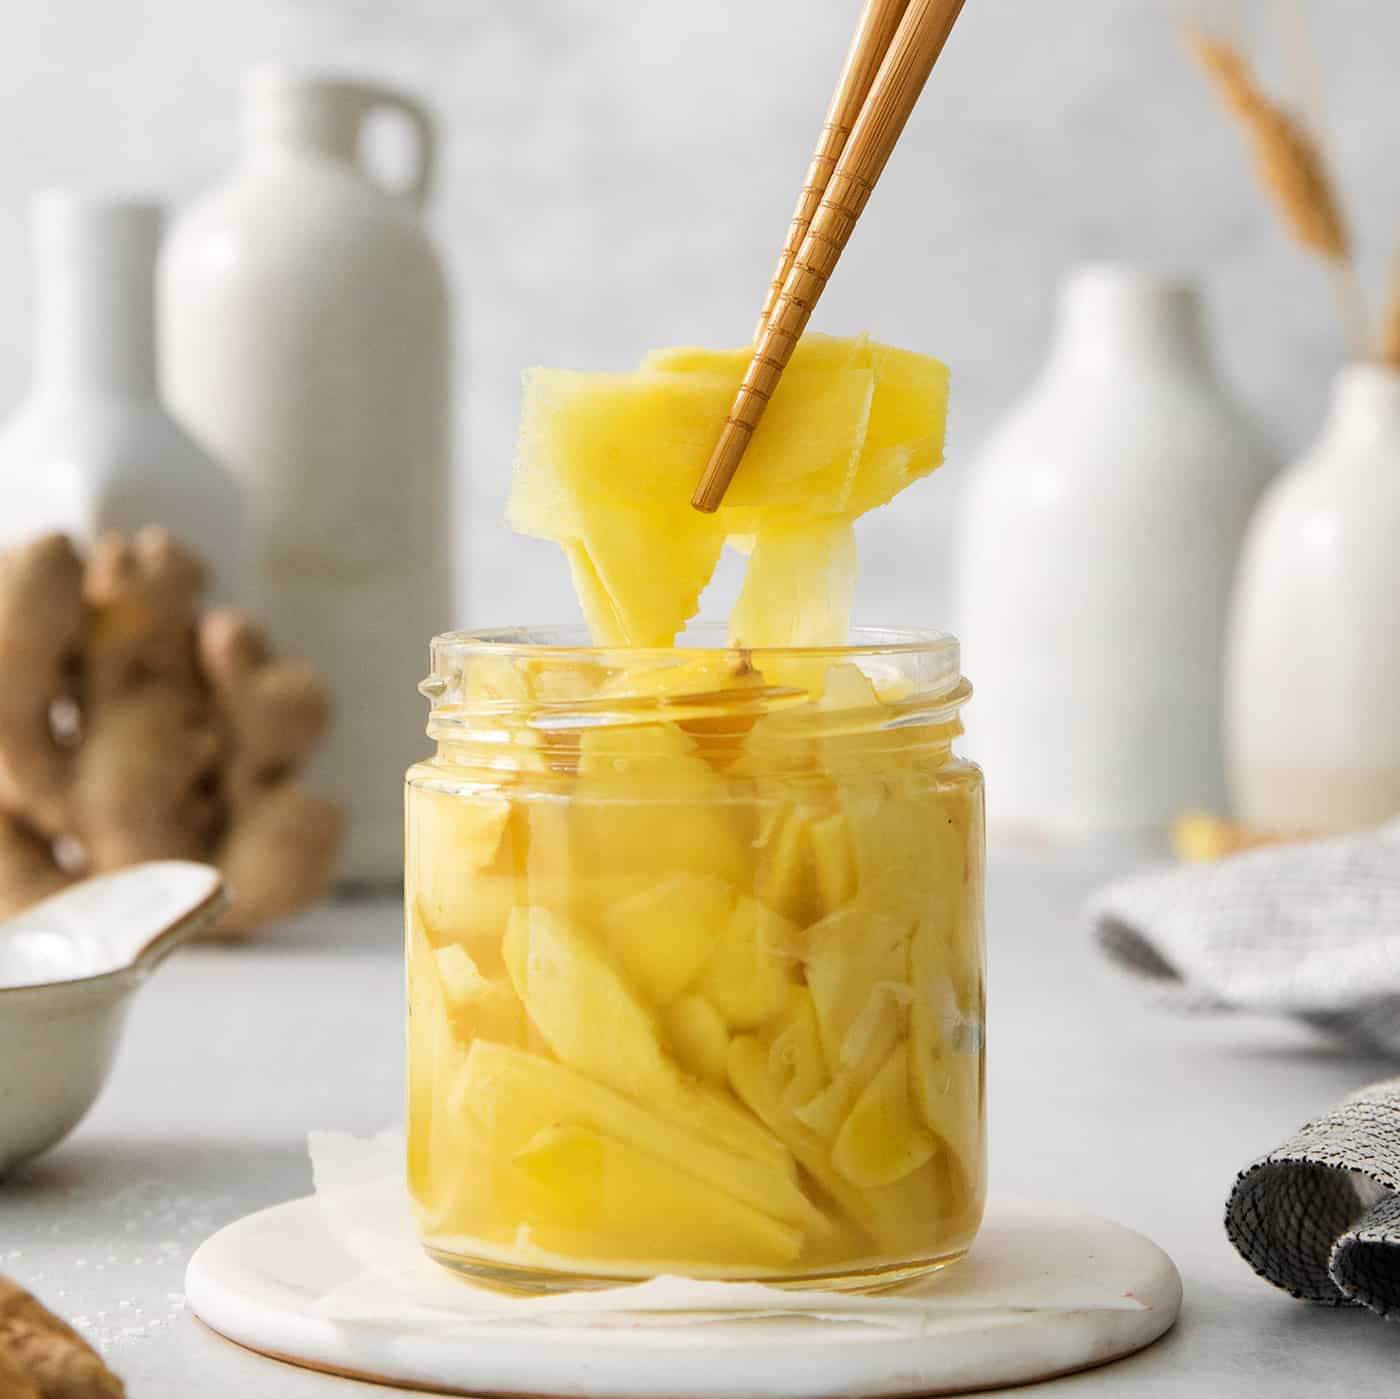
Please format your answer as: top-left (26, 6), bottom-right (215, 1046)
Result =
top-left (404, 626), bottom-right (985, 1293)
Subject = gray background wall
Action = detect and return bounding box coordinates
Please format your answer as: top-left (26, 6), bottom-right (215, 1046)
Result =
top-left (0, 0), bottom-right (1395, 630)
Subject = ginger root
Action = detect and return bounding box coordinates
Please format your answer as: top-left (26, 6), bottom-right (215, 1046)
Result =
top-left (198, 608), bottom-right (341, 934)
top-left (0, 1274), bottom-right (124, 1399)
top-left (0, 536), bottom-right (86, 835)
top-left (1171, 810), bottom-right (1310, 861)
top-left (0, 529), bottom-right (341, 937)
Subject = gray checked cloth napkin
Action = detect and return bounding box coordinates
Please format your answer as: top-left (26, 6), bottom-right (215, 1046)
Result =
top-left (1091, 819), bottom-right (1400, 1054)
top-left (1090, 819), bottom-right (1400, 1316)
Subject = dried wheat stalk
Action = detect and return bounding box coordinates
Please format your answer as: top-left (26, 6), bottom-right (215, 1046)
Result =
top-left (1378, 244), bottom-right (1400, 368)
top-left (1185, 26), bottom-right (1348, 257)
top-left (1184, 25), bottom-right (1370, 357)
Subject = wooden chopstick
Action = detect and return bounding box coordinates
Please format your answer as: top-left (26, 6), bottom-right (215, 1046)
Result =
top-left (693, 0), bottom-right (967, 514)
top-left (753, 0), bottom-right (911, 343)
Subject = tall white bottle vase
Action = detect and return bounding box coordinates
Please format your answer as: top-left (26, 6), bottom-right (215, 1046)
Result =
top-left (0, 193), bottom-right (244, 602)
top-left (954, 265), bottom-right (1276, 839)
top-left (161, 68), bottom-right (453, 884)
top-left (1227, 363), bottom-right (1400, 831)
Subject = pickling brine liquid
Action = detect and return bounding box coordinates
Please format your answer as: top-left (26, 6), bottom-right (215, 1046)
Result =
top-left (405, 635), bottom-right (985, 1292)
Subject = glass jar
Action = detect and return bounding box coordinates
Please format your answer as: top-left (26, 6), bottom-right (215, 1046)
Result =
top-left (405, 626), bottom-right (985, 1293)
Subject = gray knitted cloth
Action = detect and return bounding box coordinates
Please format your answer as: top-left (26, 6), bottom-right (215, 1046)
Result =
top-left (1090, 821), bottom-right (1400, 1314)
top-left (1226, 1078), bottom-right (1400, 1315)
top-left (1090, 819), bottom-right (1400, 1055)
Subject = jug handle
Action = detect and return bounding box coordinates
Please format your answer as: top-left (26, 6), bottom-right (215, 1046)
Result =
top-left (355, 85), bottom-right (436, 208)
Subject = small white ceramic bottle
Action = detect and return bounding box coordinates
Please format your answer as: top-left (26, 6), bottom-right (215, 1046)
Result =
top-left (954, 264), bottom-right (1276, 839)
top-left (1226, 362), bottom-right (1400, 830)
top-left (161, 67), bottom-right (453, 883)
top-left (0, 193), bottom-right (244, 602)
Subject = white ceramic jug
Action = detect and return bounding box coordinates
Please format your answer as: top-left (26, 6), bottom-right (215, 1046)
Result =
top-left (0, 193), bottom-right (244, 602)
top-left (954, 264), bottom-right (1276, 839)
top-left (1227, 363), bottom-right (1400, 831)
top-left (161, 67), bottom-right (453, 883)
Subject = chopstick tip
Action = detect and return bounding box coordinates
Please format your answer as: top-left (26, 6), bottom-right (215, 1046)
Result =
top-left (690, 483), bottom-right (722, 514)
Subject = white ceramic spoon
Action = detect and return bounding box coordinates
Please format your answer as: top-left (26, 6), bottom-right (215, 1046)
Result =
top-left (0, 861), bottom-right (226, 1176)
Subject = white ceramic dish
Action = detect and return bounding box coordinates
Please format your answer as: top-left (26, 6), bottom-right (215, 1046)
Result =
top-left (0, 861), bottom-right (226, 1176)
top-left (187, 1193), bottom-right (1182, 1397)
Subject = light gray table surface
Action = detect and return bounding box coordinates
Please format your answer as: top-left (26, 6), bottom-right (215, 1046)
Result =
top-left (3, 846), bottom-right (1398, 1397)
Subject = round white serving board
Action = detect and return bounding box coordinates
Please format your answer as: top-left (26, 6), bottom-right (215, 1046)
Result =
top-left (187, 1195), bottom-right (1181, 1397)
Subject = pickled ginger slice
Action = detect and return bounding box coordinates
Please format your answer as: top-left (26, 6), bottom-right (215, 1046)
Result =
top-left (729, 521), bottom-right (857, 648)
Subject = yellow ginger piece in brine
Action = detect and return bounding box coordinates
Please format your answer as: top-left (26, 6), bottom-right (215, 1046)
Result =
top-left (410, 784), bottom-right (513, 871)
top-left (909, 910), bottom-right (985, 1196)
top-left (602, 873), bottom-right (734, 1007)
top-left (753, 803), bottom-right (819, 924)
top-left (448, 649), bottom-right (573, 772)
top-left (434, 942), bottom-right (526, 1047)
top-left (765, 986), bottom-right (829, 1108)
top-left (727, 981), bottom-right (948, 1257)
top-left (599, 650), bottom-right (775, 765)
top-left (458, 645), bottom-right (605, 709)
top-left (906, 782), bottom-right (980, 1010)
top-left (571, 721), bottom-right (752, 889)
top-left (517, 794), bottom-right (624, 933)
top-left (664, 993), bottom-right (732, 1086)
top-left (406, 914), bottom-right (441, 1206)
top-left (407, 912), bottom-right (476, 1219)
top-left (727, 1035), bottom-right (940, 1258)
top-left (406, 781), bottom-right (518, 962)
top-left (954, 775), bottom-right (988, 1005)
top-left (739, 659), bottom-right (898, 795)
top-left (599, 649), bottom-right (768, 707)
top-left (744, 673), bottom-right (897, 923)
top-left (575, 712), bottom-right (713, 780)
top-left (752, 796), bottom-right (858, 927)
top-left (456, 1040), bottom-right (823, 1236)
top-left (909, 1002), bottom-right (983, 1202)
top-left (503, 906), bottom-right (677, 1105)
top-left (514, 1125), bottom-right (804, 1268)
top-left (697, 893), bottom-right (798, 1031)
top-left (425, 1120), bottom-right (519, 1246)
top-left (831, 1040), bottom-right (939, 1188)
top-left (790, 907), bottom-right (914, 1151)
top-left (802, 908), bottom-right (910, 1076)
top-left (502, 906), bottom-right (793, 1174)
top-left (808, 808), bottom-right (859, 911)
top-left (412, 878), bottom-right (520, 974)
top-left (818, 660), bottom-right (881, 717)
top-left (792, 984), bottom-right (903, 1143)
top-left (840, 775), bottom-right (962, 917)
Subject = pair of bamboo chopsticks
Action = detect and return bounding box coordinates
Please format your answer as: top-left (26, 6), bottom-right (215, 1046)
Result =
top-left (692, 0), bottom-right (967, 514)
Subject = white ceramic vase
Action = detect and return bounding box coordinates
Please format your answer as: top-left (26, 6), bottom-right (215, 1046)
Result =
top-left (954, 264), bottom-right (1276, 839)
top-left (1226, 363), bottom-right (1400, 831)
top-left (0, 193), bottom-right (244, 602)
top-left (161, 67), bottom-right (453, 883)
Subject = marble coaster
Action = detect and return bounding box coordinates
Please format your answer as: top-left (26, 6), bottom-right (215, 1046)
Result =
top-left (187, 1195), bottom-right (1181, 1397)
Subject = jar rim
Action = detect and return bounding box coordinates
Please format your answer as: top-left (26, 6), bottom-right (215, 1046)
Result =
top-left (421, 625), bottom-right (968, 743)
top-left (429, 623), bottom-right (959, 664)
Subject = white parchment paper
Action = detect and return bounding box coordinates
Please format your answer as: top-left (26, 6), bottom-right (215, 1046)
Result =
top-left (305, 1129), bottom-right (1150, 1333)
